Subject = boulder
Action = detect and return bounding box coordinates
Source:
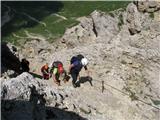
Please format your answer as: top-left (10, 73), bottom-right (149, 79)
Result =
top-left (126, 3), bottom-right (142, 35)
top-left (135, 1), bottom-right (160, 13)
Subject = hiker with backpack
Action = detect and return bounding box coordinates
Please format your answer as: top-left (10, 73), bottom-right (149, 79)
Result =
top-left (41, 63), bottom-right (50, 80)
top-left (68, 54), bottom-right (90, 88)
top-left (50, 61), bottom-right (66, 86)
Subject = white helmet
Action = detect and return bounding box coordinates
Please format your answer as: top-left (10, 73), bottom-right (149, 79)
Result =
top-left (81, 58), bottom-right (88, 66)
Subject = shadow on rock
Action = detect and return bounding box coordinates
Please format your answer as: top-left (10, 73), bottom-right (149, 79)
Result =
top-left (76, 76), bottom-right (93, 87)
top-left (1, 85), bottom-right (87, 120)
top-left (29, 72), bottom-right (43, 79)
top-left (1, 42), bottom-right (21, 75)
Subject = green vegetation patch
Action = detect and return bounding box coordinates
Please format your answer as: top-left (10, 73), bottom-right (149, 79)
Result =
top-left (149, 12), bottom-right (154, 19)
top-left (151, 99), bottom-right (160, 106)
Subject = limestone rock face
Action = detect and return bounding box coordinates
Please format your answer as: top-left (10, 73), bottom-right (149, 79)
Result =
top-left (61, 16), bottom-right (96, 49)
top-left (1, 2), bottom-right (160, 120)
top-left (61, 10), bottom-right (119, 49)
top-left (90, 10), bottom-right (119, 38)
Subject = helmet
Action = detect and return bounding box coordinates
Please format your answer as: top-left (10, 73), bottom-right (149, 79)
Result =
top-left (81, 58), bottom-right (88, 66)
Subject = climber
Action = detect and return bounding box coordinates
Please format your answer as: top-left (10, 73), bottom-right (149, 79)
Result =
top-left (50, 61), bottom-right (67, 86)
top-left (68, 54), bottom-right (90, 88)
top-left (41, 63), bottom-right (50, 80)
top-left (20, 58), bottom-right (30, 72)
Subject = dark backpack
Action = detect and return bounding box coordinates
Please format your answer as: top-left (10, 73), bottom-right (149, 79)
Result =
top-left (71, 56), bottom-right (79, 64)
top-left (70, 54), bottom-right (84, 64)
top-left (51, 61), bottom-right (64, 74)
top-left (70, 55), bottom-right (84, 72)
top-left (52, 61), bottom-right (63, 68)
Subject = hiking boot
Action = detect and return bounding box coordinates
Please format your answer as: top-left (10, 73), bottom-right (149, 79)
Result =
top-left (64, 79), bottom-right (67, 83)
top-left (73, 83), bottom-right (77, 88)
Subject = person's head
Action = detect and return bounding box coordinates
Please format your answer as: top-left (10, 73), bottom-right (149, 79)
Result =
top-left (44, 63), bottom-right (49, 69)
top-left (81, 58), bottom-right (88, 66)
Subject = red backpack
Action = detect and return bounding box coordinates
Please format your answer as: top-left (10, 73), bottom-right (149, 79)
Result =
top-left (52, 61), bottom-right (64, 74)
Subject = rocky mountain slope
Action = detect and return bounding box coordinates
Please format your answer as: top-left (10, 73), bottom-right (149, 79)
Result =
top-left (1, 1), bottom-right (160, 120)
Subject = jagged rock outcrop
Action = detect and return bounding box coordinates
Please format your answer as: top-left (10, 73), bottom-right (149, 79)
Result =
top-left (1, 73), bottom-right (87, 120)
top-left (90, 10), bottom-right (119, 38)
top-left (134, 1), bottom-right (160, 13)
top-left (61, 16), bottom-right (97, 49)
top-left (61, 10), bottom-right (119, 49)
top-left (126, 3), bottom-right (143, 35)
top-left (1, 1), bottom-right (160, 120)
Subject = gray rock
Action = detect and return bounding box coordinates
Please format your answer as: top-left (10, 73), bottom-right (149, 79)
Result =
top-left (91, 10), bottom-right (119, 37)
top-left (79, 104), bottom-right (91, 114)
top-left (126, 3), bottom-right (142, 35)
top-left (135, 1), bottom-right (160, 13)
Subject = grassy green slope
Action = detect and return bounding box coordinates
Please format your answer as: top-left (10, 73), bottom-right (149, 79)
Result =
top-left (2, 1), bottom-right (130, 45)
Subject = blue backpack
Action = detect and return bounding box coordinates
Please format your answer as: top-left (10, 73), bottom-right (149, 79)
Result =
top-left (70, 55), bottom-right (84, 71)
top-left (71, 56), bottom-right (79, 64)
top-left (71, 54), bottom-right (84, 64)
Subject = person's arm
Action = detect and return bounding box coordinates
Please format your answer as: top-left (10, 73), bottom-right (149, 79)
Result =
top-left (53, 74), bottom-right (57, 82)
top-left (41, 67), bottom-right (47, 74)
top-left (43, 69), bottom-right (49, 74)
top-left (68, 64), bottom-right (74, 74)
top-left (53, 68), bottom-right (58, 81)
top-left (49, 68), bottom-right (52, 77)
top-left (84, 66), bottom-right (88, 70)
top-left (84, 66), bottom-right (90, 76)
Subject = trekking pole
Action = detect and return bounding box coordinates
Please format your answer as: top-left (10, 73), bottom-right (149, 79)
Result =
top-left (102, 80), bottom-right (104, 93)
